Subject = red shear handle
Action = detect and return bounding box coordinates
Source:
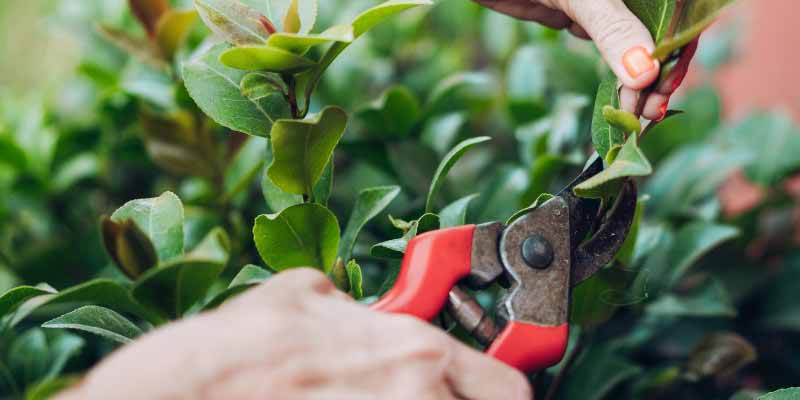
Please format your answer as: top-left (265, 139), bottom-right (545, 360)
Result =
top-left (371, 225), bottom-right (476, 321)
top-left (487, 322), bottom-right (569, 372)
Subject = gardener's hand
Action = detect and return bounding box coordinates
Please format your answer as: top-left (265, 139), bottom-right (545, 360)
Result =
top-left (57, 269), bottom-right (531, 400)
top-left (473, 0), bottom-right (699, 120)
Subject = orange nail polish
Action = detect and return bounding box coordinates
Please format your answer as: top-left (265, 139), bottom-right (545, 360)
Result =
top-left (623, 46), bottom-right (656, 79)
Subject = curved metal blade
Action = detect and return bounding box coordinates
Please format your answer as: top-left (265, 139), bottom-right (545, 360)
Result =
top-left (570, 179), bottom-right (638, 286)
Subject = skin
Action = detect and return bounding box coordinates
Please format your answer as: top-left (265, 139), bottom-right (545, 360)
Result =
top-left (56, 269), bottom-right (531, 400)
top-left (472, 0), bottom-right (699, 120)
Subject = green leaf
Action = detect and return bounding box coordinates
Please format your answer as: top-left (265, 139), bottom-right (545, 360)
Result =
top-left (591, 76), bottom-right (624, 161)
top-left (43, 306), bottom-right (143, 344)
top-left (9, 329), bottom-right (49, 387)
top-left (9, 280), bottom-right (160, 327)
top-left (51, 153), bottom-right (99, 193)
top-left (603, 106), bottom-right (641, 134)
top-left (267, 0), bottom-right (318, 34)
top-left (223, 136), bottom-right (267, 202)
top-left (267, 25), bottom-right (354, 55)
top-left (155, 9), bottom-right (198, 59)
top-left (507, 193), bottom-right (555, 225)
top-left (421, 112), bottom-right (466, 156)
top-left (371, 213), bottom-right (439, 259)
top-left (624, 0), bottom-right (676, 43)
top-left (132, 228), bottom-right (230, 319)
top-left (338, 186), bottom-right (401, 261)
top-left (219, 45), bottom-right (316, 73)
top-left (183, 43), bottom-right (291, 137)
top-left (111, 191), bottom-right (184, 262)
top-left (241, 71), bottom-right (287, 100)
top-left (758, 388), bottom-right (800, 400)
top-left (0, 286), bottom-right (55, 318)
top-left (44, 332), bottom-right (85, 380)
top-left (722, 111), bottom-right (800, 186)
top-left (574, 135), bottom-right (652, 200)
top-left (267, 106), bottom-right (348, 196)
top-left (356, 86), bottom-right (420, 138)
top-left (654, 0), bottom-right (736, 60)
top-left (253, 203), bottom-right (340, 272)
top-left (346, 260), bottom-right (363, 299)
top-left (25, 375), bottom-right (82, 400)
top-left (96, 25), bottom-right (167, 69)
top-left (202, 265), bottom-right (272, 310)
top-left (440, 194), bottom-right (479, 229)
top-left (282, 0), bottom-right (301, 33)
top-left (426, 136), bottom-right (491, 212)
top-left (560, 344), bottom-right (642, 400)
top-left (313, 159), bottom-right (334, 206)
top-left (298, 0), bottom-right (432, 109)
top-left (633, 222), bottom-right (739, 296)
top-left (194, 0), bottom-right (272, 46)
top-left (646, 279), bottom-right (736, 318)
top-left (261, 142), bottom-right (303, 213)
top-left (616, 198), bottom-right (644, 266)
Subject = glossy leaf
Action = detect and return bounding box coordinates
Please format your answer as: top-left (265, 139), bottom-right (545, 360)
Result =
top-left (219, 45), bottom-right (316, 73)
top-left (241, 71), bottom-right (287, 100)
top-left (574, 135), bottom-right (652, 200)
top-left (261, 142), bottom-right (303, 213)
top-left (267, 25), bottom-right (354, 55)
top-left (0, 286), bottom-right (55, 318)
top-left (633, 222), bottom-right (738, 296)
top-left (223, 136), bottom-right (267, 202)
top-left (654, 0), bottom-right (736, 60)
top-left (253, 203), bottom-right (340, 272)
top-left (758, 388), bottom-right (800, 400)
top-left (43, 306), bottom-right (143, 344)
top-left (132, 228), bottom-right (230, 319)
top-left (440, 193), bottom-right (479, 229)
top-left (507, 193), bottom-right (554, 225)
top-left (624, 0), bottom-right (676, 43)
top-left (194, 0), bottom-right (272, 46)
top-left (183, 43), bottom-right (292, 137)
top-left (339, 186), bottom-right (401, 261)
top-left (111, 191), bottom-right (184, 262)
top-left (425, 136), bottom-right (491, 213)
top-left (591, 76), bottom-right (624, 161)
top-left (203, 265), bottom-right (272, 310)
top-left (267, 106), bottom-right (348, 196)
top-left (101, 217), bottom-right (159, 279)
top-left (722, 111), bottom-right (800, 186)
top-left (299, 0), bottom-right (432, 109)
top-left (356, 86), bottom-right (420, 138)
top-left (371, 213), bottom-right (439, 259)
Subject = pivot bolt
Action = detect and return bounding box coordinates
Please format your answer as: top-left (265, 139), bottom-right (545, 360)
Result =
top-left (521, 235), bottom-right (553, 270)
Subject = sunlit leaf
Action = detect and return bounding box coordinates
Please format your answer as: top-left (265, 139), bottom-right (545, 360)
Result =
top-left (43, 306), bottom-right (143, 344)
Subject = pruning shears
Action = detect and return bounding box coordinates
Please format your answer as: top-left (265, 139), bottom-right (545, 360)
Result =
top-left (372, 159), bottom-right (638, 372)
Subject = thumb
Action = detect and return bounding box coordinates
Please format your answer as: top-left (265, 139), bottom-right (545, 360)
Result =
top-left (563, 0), bottom-right (659, 90)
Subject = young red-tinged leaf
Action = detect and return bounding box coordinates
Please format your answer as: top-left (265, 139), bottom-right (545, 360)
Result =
top-left (155, 9), bottom-right (198, 59)
top-left (194, 0), bottom-right (272, 46)
top-left (654, 0), bottom-right (737, 60)
top-left (129, 0), bottom-right (170, 37)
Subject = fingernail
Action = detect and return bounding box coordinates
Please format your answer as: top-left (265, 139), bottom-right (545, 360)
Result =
top-left (623, 46), bottom-right (656, 79)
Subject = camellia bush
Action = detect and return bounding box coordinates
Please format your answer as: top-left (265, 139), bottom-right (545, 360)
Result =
top-left (0, 0), bottom-right (799, 398)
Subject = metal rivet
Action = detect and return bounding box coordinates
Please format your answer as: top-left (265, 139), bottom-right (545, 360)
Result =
top-left (521, 235), bottom-right (554, 270)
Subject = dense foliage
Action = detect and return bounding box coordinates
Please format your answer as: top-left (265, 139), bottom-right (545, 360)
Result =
top-left (0, 0), bottom-right (799, 398)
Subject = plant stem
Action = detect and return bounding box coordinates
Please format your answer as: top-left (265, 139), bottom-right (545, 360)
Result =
top-left (543, 332), bottom-right (586, 400)
top-left (285, 74), bottom-right (300, 119)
